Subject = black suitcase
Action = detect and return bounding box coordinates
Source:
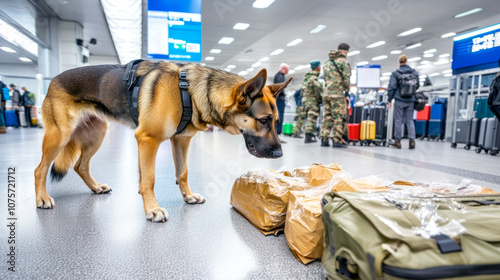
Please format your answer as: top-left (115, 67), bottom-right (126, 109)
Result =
top-left (467, 118), bottom-right (481, 148)
top-left (350, 106), bottom-right (363, 124)
top-left (370, 105), bottom-right (387, 145)
top-left (362, 106), bottom-right (371, 122)
top-left (483, 117), bottom-right (500, 156)
top-left (452, 119), bottom-right (471, 149)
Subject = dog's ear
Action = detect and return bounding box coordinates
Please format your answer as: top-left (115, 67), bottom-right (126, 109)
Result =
top-left (241, 68), bottom-right (267, 99)
top-left (267, 77), bottom-right (293, 97)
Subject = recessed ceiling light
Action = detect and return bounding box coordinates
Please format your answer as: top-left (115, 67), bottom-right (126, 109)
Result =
top-left (424, 49), bottom-right (437, 54)
top-left (444, 73), bottom-right (452, 77)
top-left (382, 72), bottom-right (392, 76)
top-left (270, 49), bottom-right (284, 55)
top-left (356, 61), bottom-right (369, 66)
top-left (224, 68), bottom-right (232, 72)
top-left (19, 57), bottom-right (32, 62)
top-left (347, 50), bottom-right (360, 57)
top-left (259, 57), bottom-right (269, 62)
top-left (439, 53), bottom-right (450, 58)
top-left (390, 50), bottom-right (402, 55)
top-left (294, 64), bottom-right (309, 70)
top-left (0, 46), bottom-right (16, 53)
top-left (424, 54), bottom-right (434, 58)
top-left (454, 8), bottom-right (482, 18)
top-left (227, 65), bottom-right (236, 69)
top-left (233, 23), bottom-right (250, 30)
top-left (210, 49), bottom-right (221, 54)
top-left (288, 70), bottom-right (296, 74)
top-left (251, 62), bottom-right (261, 68)
top-left (380, 76), bottom-right (390, 81)
top-left (407, 57), bottom-right (421, 62)
top-left (442, 69), bottom-right (452, 74)
top-left (252, 0), bottom-right (275, 8)
top-left (416, 65), bottom-right (429, 69)
top-left (434, 60), bottom-right (450, 65)
top-left (309, 24), bottom-right (326, 34)
top-left (441, 32), bottom-right (456, 38)
top-left (428, 73), bottom-right (440, 77)
top-left (200, 63), bottom-right (206, 66)
top-left (398, 27), bottom-right (422, 37)
top-left (238, 71), bottom-right (248, 75)
top-left (405, 43), bottom-right (422, 49)
top-left (218, 37), bottom-right (234, 44)
top-left (205, 57), bottom-right (214, 61)
top-left (372, 55), bottom-right (388, 61)
top-left (247, 68), bottom-right (254, 72)
top-left (366, 41), bottom-right (385, 48)
top-left (420, 60), bottom-right (431, 64)
top-left (287, 39), bottom-right (303, 47)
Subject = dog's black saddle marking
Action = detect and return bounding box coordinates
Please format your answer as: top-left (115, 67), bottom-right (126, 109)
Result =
top-left (122, 60), bottom-right (192, 134)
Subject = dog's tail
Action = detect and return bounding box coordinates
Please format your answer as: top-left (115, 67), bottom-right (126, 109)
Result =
top-left (50, 140), bottom-right (80, 182)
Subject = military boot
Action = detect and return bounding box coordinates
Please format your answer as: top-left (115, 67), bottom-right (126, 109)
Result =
top-left (304, 134), bottom-right (317, 143)
top-left (292, 132), bottom-right (304, 139)
top-left (409, 140), bottom-right (416, 149)
top-left (321, 138), bottom-right (330, 147)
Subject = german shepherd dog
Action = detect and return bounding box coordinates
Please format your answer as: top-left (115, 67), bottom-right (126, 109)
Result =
top-left (34, 61), bottom-right (292, 222)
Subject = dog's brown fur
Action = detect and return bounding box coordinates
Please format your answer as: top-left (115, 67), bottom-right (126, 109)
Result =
top-left (34, 61), bottom-right (292, 222)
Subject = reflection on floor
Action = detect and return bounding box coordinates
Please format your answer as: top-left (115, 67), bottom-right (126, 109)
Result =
top-left (0, 124), bottom-right (498, 279)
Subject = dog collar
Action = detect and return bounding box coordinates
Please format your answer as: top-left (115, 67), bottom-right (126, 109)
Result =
top-left (176, 70), bottom-right (192, 134)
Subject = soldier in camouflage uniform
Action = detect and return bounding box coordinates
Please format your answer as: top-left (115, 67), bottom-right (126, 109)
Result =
top-left (292, 89), bottom-right (305, 138)
top-left (320, 43), bottom-right (351, 148)
top-left (294, 60), bottom-right (323, 143)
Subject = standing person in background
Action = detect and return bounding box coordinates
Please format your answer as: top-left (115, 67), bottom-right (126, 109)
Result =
top-left (274, 63), bottom-right (289, 143)
top-left (487, 58), bottom-right (500, 120)
top-left (296, 60), bottom-right (323, 143)
top-left (292, 89), bottom-right (304, 138)
top-left (21, 86), bottom-right (35, 127)
top-left (320, 43), bottom-right (351, 148)
top-left (9, 84), bottom-right (22, 128)
top-left (0, 81), bottom-right (6, 133)
top-left (387, 55), bottom-right (419, 149)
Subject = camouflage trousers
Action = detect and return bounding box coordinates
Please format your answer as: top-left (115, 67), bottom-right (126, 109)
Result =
top-left (320, 96), bottom-right (348, 143)
top-left (294, 101), bottom-right (320, 135)
top-left (292, 105), bottom-right (305, 135)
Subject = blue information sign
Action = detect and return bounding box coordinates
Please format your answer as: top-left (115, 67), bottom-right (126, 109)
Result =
top-left (147, 0), bottom-right (202, 61)
top-left (452, 23), bottom-right (500, 74)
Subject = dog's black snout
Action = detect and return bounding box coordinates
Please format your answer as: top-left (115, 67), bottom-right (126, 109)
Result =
top-left (272, 149), bottom-right (283, 158)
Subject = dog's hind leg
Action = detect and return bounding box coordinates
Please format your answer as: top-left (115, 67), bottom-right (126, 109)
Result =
top-left (73, 115), bottom-right (111, 194)
top-left (171, 135), bottom-right (206, 204)
top-left (135, 130), bottom-right (168, 222)
top-left (34, 110), bottom-right (74, 209)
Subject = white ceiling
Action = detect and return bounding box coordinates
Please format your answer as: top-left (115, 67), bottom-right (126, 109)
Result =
top-left (1, 0), bottom-right (500, 88)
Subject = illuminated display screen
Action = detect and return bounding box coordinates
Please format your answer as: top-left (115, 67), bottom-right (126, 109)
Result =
top-left (452, 23), bottom-right (500, 74)
top-left (357, 65), bottom-right (381, 88)
top-left (147, 0), bottom-right (202, 61)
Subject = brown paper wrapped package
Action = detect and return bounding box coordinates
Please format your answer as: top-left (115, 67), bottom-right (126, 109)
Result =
top-left (230, 164), bottom-right (342, 235)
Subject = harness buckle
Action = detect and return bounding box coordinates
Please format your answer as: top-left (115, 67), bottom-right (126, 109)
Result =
top-left (179, 81), bottom-right (189, 89)
top-left (179, 71), bottom-right (188, 80)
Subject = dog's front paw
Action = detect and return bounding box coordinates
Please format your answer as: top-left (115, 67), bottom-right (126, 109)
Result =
top-left (92, 184), bottom-right (112, 194)
top-left (145, 207), bottom-right (169, 222)
top-left (36, 196), bottom-right (55, 209)
top-left (183, 193), bottom-right (206, 204)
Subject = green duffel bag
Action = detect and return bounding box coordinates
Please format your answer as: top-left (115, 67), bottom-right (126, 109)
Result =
top-left (321, 191), bottom-right (500, 280)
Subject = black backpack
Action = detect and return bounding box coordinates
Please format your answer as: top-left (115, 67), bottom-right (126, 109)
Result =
top-left (397, 70), bottom-right (418, 97)
top-left (488, 74), bottom-right (500, 120)
top-left (414, 91), bottom-right (429, 111)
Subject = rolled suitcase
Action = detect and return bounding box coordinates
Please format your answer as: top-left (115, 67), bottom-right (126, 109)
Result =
top-left (5, 110), bottom-right (18, 126)
top-left (468, 118), bottom-right (481, 148)
top-left (360, 120), bottom-right (375, 144)
top-left (351, 106), bottom-right (363, 124)
top-left (416, 104), bottom-right (431, 121)
top-left (428, 119), bottom-right (444, 140)
top-left (415, 120), bottom-right (428, 139)
top-left (483, 117), bottom-right (500, 156)
top-left (347, 123), bottom-right (360, 144)
top-left (361, 106), bottom-right (371, 121)
top-left (476, 118), bottom-right (489, 153)
top-left (452, 119), bottom-right (470, 148)
top-left (322, 191), bottom-right (500, 280)
top-left (370, 105), bottom-right (387, 145)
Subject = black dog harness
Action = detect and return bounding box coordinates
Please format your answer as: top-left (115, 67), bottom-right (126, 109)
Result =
top-left (123, 60), bottom-right (192, 134)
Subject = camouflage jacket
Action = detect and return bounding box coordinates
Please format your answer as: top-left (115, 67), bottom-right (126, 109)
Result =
top-left (323, 50), bottom-right (351, 97)
top-left (301, 70), bottom-right (323, 104)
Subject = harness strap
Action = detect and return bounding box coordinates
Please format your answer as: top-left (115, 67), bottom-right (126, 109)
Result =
top-left (123, 59), bottom-right (144, 126)
top-left (176, 70), bottom-right (193, 134)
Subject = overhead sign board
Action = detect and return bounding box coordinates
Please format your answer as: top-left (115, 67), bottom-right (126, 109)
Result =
top-left (147, 0), bottom-right (202, 61)
top-left (357, 64), bottom-right (381, 88)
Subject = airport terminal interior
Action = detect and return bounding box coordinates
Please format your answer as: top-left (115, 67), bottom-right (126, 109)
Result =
top-left (1, 0), bottom-right (500, 279)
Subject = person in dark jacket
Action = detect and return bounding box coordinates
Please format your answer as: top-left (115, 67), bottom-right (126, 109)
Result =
top-left (21, 86), bottom-right (35, 127)
top-left (9, 84), bottom-right (22, 128)
top-left (387, 55), bottom-right (419, 149)
top-left (0, 81), bottom-right (6, 133)
top-left (273, 63), bottom-right (289, 143)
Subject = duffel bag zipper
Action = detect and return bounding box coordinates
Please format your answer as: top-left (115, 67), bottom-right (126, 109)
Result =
top-left (382, 263), bottom-right (500, 279)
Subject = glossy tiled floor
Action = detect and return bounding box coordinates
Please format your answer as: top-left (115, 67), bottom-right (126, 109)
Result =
top-left (0, 124), bottom-right (499, 279)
